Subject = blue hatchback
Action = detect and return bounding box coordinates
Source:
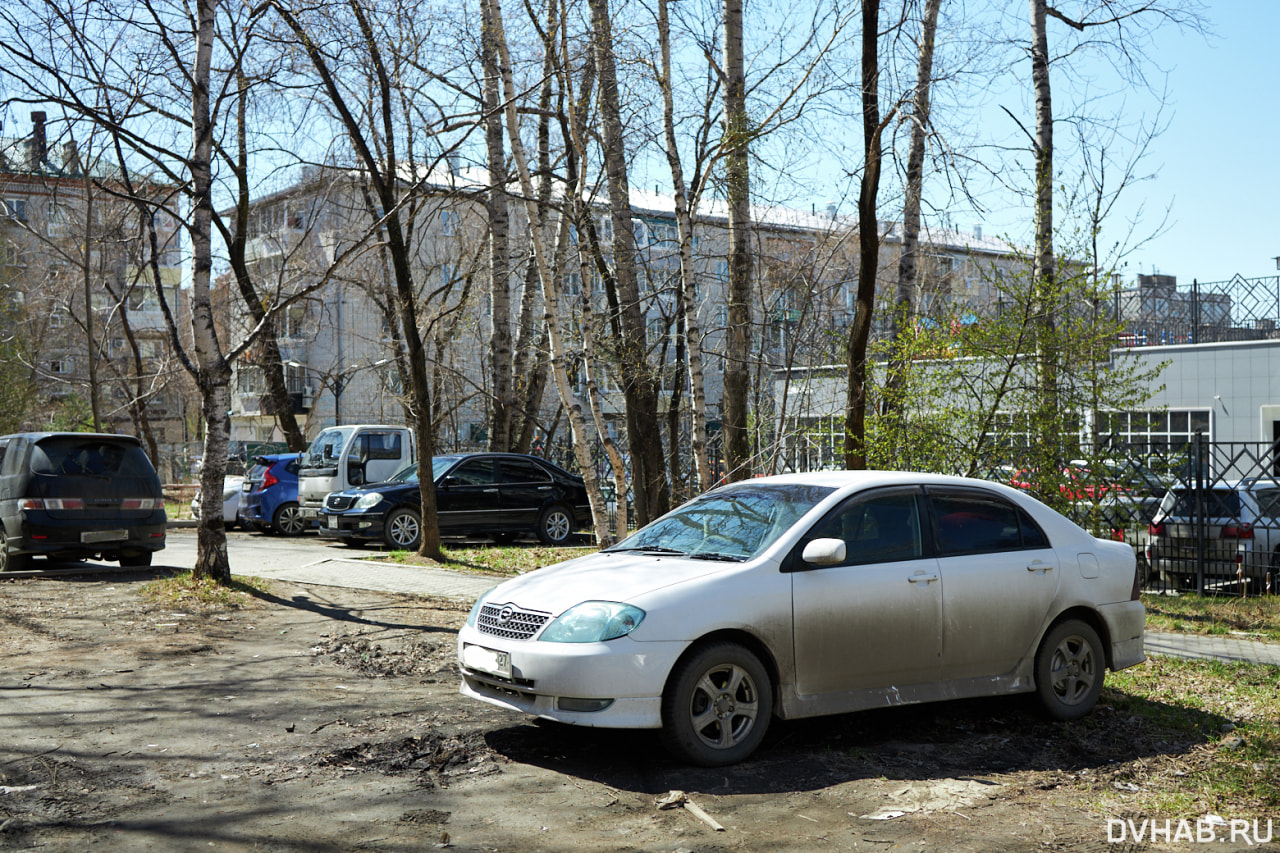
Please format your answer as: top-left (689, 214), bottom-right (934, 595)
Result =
top-left (241, 453), bottom-right (310, 536)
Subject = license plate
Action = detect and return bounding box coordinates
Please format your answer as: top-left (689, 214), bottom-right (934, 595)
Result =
top-left (327, 515), bottom-right (338, 529)
top-left (300, 508), bottom-right (319, 519)
top-left (463, 644), bottom-right (512, 679)
top-left (82, 529), bottom-right (127, 544)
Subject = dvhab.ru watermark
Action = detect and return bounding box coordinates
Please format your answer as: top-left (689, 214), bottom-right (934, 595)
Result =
top-left (1108, 816), bottom-right (1274, 845)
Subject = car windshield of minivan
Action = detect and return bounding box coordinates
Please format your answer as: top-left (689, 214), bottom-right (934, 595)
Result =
top-left (302, 429), bottom-right (346, 470)
top-left (604, 483), bottom-right (835, 561)
top-left (30, 438), bottom-right (152, 478)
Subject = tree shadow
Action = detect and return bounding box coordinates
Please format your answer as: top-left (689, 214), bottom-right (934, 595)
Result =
top-left (483, 691), bottom-right (1231, 797)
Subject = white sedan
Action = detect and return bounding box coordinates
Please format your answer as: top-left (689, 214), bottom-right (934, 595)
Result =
top-left (457, 471), bottom-right (1146, 766)
top-left (191, 475), bottom-right (245, 529)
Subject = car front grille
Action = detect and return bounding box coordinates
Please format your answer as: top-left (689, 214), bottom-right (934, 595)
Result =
top-left (326, 494), bottom-right (355, 511)
top-left (476, 603), bottom-right (551, 640)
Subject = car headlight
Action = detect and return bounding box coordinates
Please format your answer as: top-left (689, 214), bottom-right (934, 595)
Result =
top-left (354, 492), bottom-right (384, 510)
top-left (466, 588), bottom-right (495, 627)
top-left (540, 601), bottom-right (645, 643)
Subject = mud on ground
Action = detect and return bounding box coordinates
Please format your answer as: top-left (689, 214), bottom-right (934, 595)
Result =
top-left (0, 571), bottom-right (1251, 852)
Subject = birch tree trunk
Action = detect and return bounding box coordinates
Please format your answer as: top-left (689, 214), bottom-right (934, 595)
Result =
top-left (485, 0), bottom-right (612, 543)
top-left (482, 0), bottom-right (513, 452)
top-left (191, 0), bottom-right (234, 582)
top-left (721, 0), bottom-right (753, 483)
top-left (1029, 0), bottom-right (1059, 497)
top-left (882, 0), bottom-right (942, 450)
top-left (657, 0), bottom-right (713, 494)
top-left (585, 0), bottom-right (670, 523)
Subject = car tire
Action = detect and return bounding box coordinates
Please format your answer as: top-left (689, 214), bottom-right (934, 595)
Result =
top-left (1034, 619), bottom-right (1105, 721)
top-left (535, 505), bottom-right (574, 546)
top-left (660, 641), bottom-right (773, 767)
top-left (120, 551), bottom-right (153, 568)
top-left (384, 507), bottom-right (422, 551)
top-left (273, 502), bottom-right (307, 537)
top-left (0, 528), bottom-right (31, 572)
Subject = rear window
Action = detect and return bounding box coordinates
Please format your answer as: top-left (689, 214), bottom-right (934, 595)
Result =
top-left (30, 437), bottom-right (156, 479)
top-left (1168, 488), bottom-right (1241, 518)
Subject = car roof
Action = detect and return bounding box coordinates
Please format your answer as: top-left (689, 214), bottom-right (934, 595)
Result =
top-left (6, 431), bottom-right (142, 445)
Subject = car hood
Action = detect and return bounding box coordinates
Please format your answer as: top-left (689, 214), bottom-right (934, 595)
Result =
top-left (483, 551), bottom-right (736, 616)
top-left (337, 481), bottom-right (418, 499)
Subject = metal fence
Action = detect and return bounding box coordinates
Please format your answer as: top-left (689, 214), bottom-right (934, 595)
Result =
top-left (993, 435), bottom-right (1280, 597)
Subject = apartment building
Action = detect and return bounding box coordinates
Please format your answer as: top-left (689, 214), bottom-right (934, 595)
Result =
top-left (0, 112), bottom-right (192, 478)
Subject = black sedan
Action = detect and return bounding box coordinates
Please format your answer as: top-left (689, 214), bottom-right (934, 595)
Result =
top-left (319, 453), bottom-right (591, 549)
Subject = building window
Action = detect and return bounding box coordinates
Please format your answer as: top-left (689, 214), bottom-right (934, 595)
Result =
top-left (441, 209), bottom-right (459, 237)
top-left (2, 198), bottom-right (27, 221)
top-left (50, 358), bottom-right (72, 375)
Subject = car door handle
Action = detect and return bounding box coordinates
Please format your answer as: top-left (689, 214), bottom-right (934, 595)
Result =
top-left (483, 488), bottom-right (500, 494)
top-left (1027, 561), bottom-right (1053, 573)
top-left (908, 573), bottom-right (939, 584)
top-left (538, 485), bottom-right (552, 490)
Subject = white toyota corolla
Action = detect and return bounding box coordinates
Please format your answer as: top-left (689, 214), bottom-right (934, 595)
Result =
top-left (458, 471), bottom-right (1145, 766)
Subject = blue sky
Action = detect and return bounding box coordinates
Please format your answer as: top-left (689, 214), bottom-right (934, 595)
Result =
top-left (1127, 5), bottom-right (1280, 284)
top-left (963, 4), bottom-right (1279, 286)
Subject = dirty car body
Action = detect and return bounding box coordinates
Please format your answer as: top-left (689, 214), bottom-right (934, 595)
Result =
top-left (457, 471), bottom-right (1145, 766)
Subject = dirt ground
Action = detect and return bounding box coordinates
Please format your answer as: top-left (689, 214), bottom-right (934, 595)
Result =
top-left (0, 570), bottom-right (1264, 853)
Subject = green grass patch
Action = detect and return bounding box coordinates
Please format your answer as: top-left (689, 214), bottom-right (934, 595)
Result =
top-left (1142, 592), bottom-right (1280, 642)
top-left (440, 543), bottom-right (596, 574)
top-left (1101, 656), bottom-right (1280, 814)
top-left (371, 542), bottom-right (597, 575)
top-left (141, 570), bottom-right (274, 610)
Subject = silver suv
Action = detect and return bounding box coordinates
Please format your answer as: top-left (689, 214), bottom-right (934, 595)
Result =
top-left (1147, 479), bottom-right (1280, 594)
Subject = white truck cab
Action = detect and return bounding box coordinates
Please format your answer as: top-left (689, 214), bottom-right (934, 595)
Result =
top-left (297, 425), bottom-right (415, 520)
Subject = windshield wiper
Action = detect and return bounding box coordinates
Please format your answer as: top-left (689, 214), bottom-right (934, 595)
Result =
top-left (688, 552), bottom-right (745, 562)
top-left (605, 546), bottom-right (688, 556)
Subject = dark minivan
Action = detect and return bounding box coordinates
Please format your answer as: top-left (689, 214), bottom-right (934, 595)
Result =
top-left (0, 432), bottom-right (167, 571)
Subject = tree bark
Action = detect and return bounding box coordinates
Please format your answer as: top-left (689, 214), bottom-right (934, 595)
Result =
top-left (586, 0), bottom-right (670, 522)
top-left (721, 0), bottom-right (753, 483)
top-left (482, 0), bottom-right (513, 451)
top-left (844, 0), bottom-right (886, 470)
top-left (882, 0), bottom-right (942, 449)
top-left (191, 0), bottom-right (234, 583)
top-left (657, 0), bottom-right (713, 494)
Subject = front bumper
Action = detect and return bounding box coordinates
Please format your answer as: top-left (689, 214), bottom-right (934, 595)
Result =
top-left (317, 510), bottom-right (385, 542)
top-left (456, 623), bottom-right (687, 729)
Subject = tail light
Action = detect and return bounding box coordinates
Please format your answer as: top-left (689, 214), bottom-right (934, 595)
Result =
top-left (1221, 523), bottom-right (1254, 539)
top-left (262, 467), bottom-right (279, 490)
top-left (122, 498), bottom-right (164, 510)
top-left (19, 498), bottom-right (84, 510)
top-left (1148, 522), bottom-right (1166, 537)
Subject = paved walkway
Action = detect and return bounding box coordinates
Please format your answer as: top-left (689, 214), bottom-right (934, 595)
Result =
top-left (247, 554), bottom-right (1280, 667)
top-left (248, 556), bottom-right (502, 601)
top-left (1145, 631), bottom-right (1280, 666)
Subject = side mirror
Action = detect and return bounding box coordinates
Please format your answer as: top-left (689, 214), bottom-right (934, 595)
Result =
top-left (801, 537), bottom-right (847, 566)
top-left (441, 476), bottom-right (461, 489)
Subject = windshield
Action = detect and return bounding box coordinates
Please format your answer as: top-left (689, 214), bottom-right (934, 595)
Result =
top-left (606, 482), bottom-right (836, 562)
top-left (1164, 487), bottom-right (1242, 519)
top-left (431, 456), bottom-right (460, 481)
top-left (301, 428), bottom-right (348, 470)
top-left (389, 463), bottom-right (419, 484)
